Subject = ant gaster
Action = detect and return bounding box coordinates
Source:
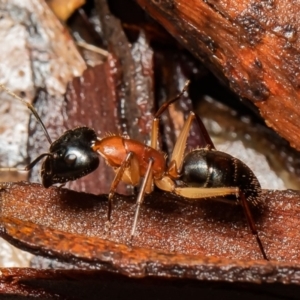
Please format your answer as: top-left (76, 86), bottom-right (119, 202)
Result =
top-left (0, 82), bottom-right (268, 260)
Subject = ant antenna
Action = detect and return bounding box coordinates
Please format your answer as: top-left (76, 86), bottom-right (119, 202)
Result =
top-left (0, 84), bottom-right (52, 144)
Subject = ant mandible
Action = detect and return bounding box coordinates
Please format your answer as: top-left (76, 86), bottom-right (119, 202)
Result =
top-left (0, 82), bottom-right (268, 260)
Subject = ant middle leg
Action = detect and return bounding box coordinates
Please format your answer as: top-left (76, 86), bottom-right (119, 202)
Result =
top-left (130, 158), bottom-right (154, 243)
top-left (150, 80), bottom-right (190, 150)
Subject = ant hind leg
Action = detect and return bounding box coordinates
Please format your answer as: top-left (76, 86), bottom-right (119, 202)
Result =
top-left (194, 114), bottom-right (216, 150)
top-left (239, 191), bottom-right (268, 260)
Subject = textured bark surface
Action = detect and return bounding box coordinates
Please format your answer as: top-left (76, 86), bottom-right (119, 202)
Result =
top-left (1, 268), bottom-right (300, 300)
top-left (1, 182), bottom-right (300, 285)
top-left (0, 0), bottom-right (86, 171)
top-left (1, 0), bottom-right (300, 298)
top-left (135, 0), bottom-right (300, 150)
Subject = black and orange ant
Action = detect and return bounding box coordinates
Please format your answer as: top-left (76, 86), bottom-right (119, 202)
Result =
top-left (0, 82), bottom-right (268, 260)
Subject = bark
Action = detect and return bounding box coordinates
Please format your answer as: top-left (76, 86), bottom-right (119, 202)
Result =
top-left (1, 182), bottom-right (300, 283)
top-left (135, 0), bottom-right (300, 150)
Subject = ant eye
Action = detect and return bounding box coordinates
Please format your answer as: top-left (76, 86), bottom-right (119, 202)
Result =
top-left (65, 153), bottom-right (77, 165)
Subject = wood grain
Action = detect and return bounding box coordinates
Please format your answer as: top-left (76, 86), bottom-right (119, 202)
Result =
top-left (1, 182), bottom-right (300, 284)
top-left (135, 0), bottom-right (300, 150)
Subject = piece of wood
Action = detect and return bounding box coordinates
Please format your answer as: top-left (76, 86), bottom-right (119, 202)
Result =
top-left (1, 182), bottom-right (300, 284)
top-left (2, 267), bottom-right (300, 300)
top-left (0, 0), bottom-right (86, 171)
top-left (135, 0), bottom-right (300, 150)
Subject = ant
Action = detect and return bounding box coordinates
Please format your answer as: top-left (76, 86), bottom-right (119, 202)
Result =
top-left (0, 82), bottom-right (268, 260)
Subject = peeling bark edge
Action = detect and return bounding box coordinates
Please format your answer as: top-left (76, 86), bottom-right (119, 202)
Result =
top-left (1, 211), bottom-right (300, 284)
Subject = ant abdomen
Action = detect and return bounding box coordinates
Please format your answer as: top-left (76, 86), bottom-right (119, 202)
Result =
top-left (181, 149), bottom-right (262, 205)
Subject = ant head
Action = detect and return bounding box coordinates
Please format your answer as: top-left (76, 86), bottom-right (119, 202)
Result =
top-left (41, 127), bottom-right (100, 187)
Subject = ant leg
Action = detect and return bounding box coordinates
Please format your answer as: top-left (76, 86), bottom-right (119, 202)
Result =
top-left (195, 115), bottom-right (216, 150)
top-left (174, 186), bottom-right (268, 260)
top-left (164, 99), bottom-right (215, 177)
top-left (130, 158), bottom-right (154, 243)
top-left (150, 80), bottom-right (190, 150)
top-left (174, 186), bottom-right (239, 199)
top-left (154, 175), bottom-right (176, 193)
top-left (144, 171), bottom-right (153, 195)
top-left (150, 118), bottom-right (159, 150)
top-left (168, 111), bottom-right (196, 178)
top-left (107, 152), bottom-right (140, 221)
top-left (155, 179), bottom-right (239, 202)
top-left (148, 83), bottom-right (189, 191)
top-left (154, 81), bottom-right (190, 118)
top-left (239, 191), bottom-right (268, 260)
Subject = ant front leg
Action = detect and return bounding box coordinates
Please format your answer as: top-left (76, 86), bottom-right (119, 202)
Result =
top-left (107, 152), bottom-right (140, 221)
top-left (167, 111), bottom-right (196, 178)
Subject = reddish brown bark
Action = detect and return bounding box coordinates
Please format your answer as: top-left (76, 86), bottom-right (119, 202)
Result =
top-left (135, 0), bottom-right (300, 150)
top-left (1, 182), bottom-right (300, 284)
